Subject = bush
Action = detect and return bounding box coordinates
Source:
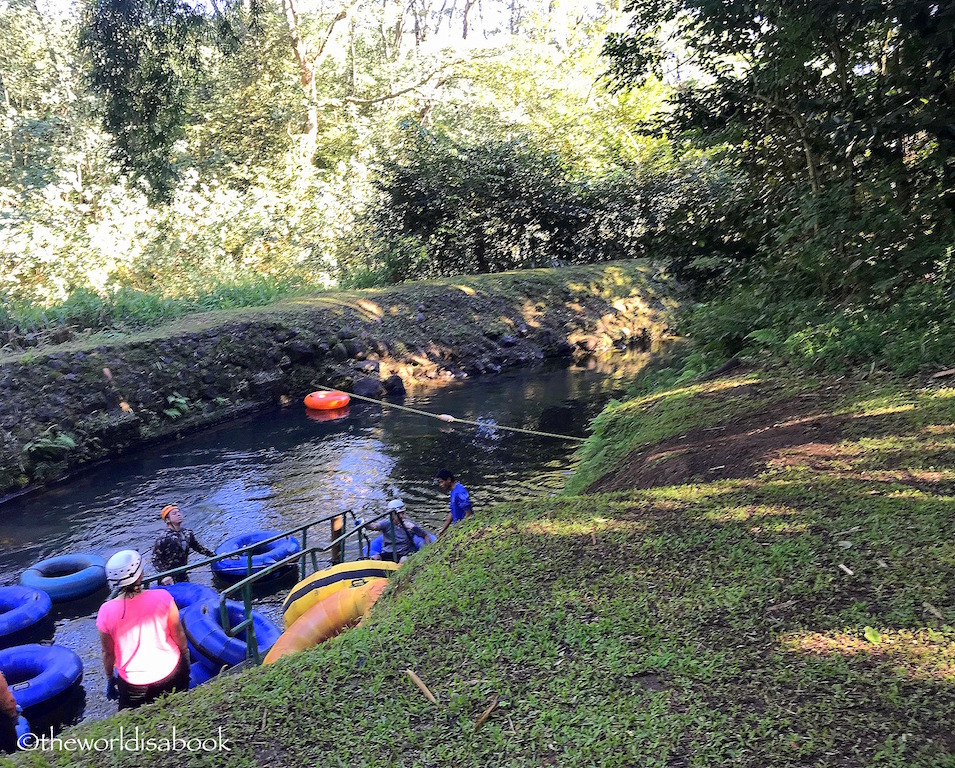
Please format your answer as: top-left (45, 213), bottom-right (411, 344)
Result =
top-left (0, 276), bottom-right (313, 349)
top-left (686, 265), bottom-right (955, 376)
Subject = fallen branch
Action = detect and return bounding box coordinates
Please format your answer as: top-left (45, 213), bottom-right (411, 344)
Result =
top-left (832, 526), bottom-right (861, 537)
top-left (766, 599), bottom-right (796, 612)
top-left (473, 696), bottom-right (499, 732)
top-left (406, 669), bottom-right (438, 704)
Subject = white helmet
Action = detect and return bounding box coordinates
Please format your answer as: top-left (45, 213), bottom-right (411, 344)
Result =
top-left (387, 499), bottom-right (405, 513)
top-left (106, 549), bottom-right (144, 590)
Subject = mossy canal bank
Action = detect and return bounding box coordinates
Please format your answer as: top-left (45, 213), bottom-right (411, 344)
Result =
top-left (0, 261), bottom-right (675, 497)
top-left (6, 368), bottom-right (953, 767)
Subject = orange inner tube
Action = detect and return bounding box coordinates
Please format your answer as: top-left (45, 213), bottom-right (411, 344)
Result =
top-left (264, 579), bottom-right (388, 664)
top-left (304, 391), bottom-right (351, 410)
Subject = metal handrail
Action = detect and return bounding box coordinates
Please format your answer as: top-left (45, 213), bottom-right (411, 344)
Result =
top-left (142, 512), bottom-right (346, 587)
top-left (142, 512), bottom-right (363, 664)
top-left (215, 511), bottom-right (392, 663)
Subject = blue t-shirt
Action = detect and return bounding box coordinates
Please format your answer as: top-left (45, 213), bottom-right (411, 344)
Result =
top-left (449, 483), bottom-right (472, 523)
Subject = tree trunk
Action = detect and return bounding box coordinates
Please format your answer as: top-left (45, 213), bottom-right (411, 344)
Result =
top-left (462, 0), bottom-right (476, 38)
top-left (281, 0), bottom-right (318, 165)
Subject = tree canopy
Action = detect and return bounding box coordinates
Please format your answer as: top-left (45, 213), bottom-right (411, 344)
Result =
top-left (604, 0), bottom-right (955, 298)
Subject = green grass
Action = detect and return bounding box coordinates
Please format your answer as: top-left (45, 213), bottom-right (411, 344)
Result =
top-left (7, 373), bottom-right (955, 767)
top-left (567, 372), bottom-right (810, 493)
top-left (0, 277), bottom-right (314, 348)
top-left (0, 260), bottom-right (671, 366)
top-left (0, 260), bottom-right (675, 356)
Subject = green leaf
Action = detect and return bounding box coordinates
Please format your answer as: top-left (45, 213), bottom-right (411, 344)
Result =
top-left (863, 626), bottom-right (882, 644)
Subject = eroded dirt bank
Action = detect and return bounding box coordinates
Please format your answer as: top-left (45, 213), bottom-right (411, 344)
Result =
top-left (0, 261), bottom-right (676, 496)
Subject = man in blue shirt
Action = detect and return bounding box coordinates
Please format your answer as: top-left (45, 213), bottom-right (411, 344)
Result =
top-left (435, 468), bottom-right (473, 538)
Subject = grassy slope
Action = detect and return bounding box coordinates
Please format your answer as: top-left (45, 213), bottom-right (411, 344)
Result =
top-left (0, 261), bottom-right (670, 366)
top-left (8, 374), bottom-right (955, 767)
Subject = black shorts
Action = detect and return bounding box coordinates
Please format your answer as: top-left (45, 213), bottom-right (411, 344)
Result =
top-left (118, 656), bottom-right (189, 710)
top-left (0, 716), bottom-right (18, 753)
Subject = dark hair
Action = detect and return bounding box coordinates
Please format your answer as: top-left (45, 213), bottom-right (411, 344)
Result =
top-left (435, 468), bottom-right (454, 481)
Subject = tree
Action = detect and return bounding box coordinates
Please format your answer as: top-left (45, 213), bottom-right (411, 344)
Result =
top-left (603, 0), bottom-right (955, 298)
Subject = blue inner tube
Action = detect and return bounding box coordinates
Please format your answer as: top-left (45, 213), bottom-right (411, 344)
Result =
top-left (0, 644), bottom-right (83, 714)
top-left (0, 587), bottom-right (52, 649)
top-left (363, 532), bottom-right (436, 559)
top-left (211, 532), bottom-right (301, 582)
top-left (181, 600), bottom-right (281, 669)
top-left (148, 583), bottom-right (220, 672)
top-left (188, 661), bottom-right (217, 689)
top-left (21, 554), bottom-right (106, 602)
top-left (150, 582), bottom-right (218, 613)
top-left (15, 714), bottom-right (30, 747)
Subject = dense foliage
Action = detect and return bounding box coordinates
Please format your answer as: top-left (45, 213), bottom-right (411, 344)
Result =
top-left (601, 0), bottom-right (955, 373)
top-left (605, 0), bottom-right (955, 295)
top-left (2, 0), bottom-right (953, 375)
top-left (2, 0), bottom-right (706, 347)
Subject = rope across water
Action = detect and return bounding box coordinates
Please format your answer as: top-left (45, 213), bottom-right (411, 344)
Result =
top-left (319, 386), bottom-right (587, 443)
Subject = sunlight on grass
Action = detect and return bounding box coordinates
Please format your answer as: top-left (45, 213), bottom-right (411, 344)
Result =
top-left (841, 387), bottom-right (955, 419)
top-left (356, 299), bottom-right (383, 317)
top-left (643, 479), bottom-right (756, 503)
top-left (781, 629), bottom-right (955, 682)
top-left (618, 374), bottom-right (764, 413)
top-left (701, 503), bottom-right (801, 522)
top-left (453, 284), bottom-right (476, 295)
top-left (520, 517), bottom-right (650, 536)
top-left (750, 521), bottom-right (809, 534)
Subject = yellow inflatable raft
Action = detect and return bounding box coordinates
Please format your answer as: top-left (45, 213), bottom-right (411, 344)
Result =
top-left (282, 559), bottom-right (399, 629)
top-left (264, 579), bottom-right (388, 664)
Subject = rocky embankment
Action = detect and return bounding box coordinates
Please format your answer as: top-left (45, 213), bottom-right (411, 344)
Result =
top-left (0, 262), bottom-right (676, 496)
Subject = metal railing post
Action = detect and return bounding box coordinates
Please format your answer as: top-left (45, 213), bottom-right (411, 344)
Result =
top-left (300, 527), bottom-right (308, 580)
top-left (330, 513), bottom-right (344, 565)
top-left (243, 582), bottom-right (258, 663)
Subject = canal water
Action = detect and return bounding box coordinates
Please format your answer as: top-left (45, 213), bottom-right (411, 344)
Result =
top-left (0, 353), bottom-right (651, 725)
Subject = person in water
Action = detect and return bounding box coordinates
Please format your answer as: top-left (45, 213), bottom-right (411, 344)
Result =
top-left (152, 504), bottom-right (214, 585)
top-left (435, 468), bottom-right (473, 538)
top-left (368, 499), bottom-right (431, 563)
top-left (97, 550), bottom-right (190, 710)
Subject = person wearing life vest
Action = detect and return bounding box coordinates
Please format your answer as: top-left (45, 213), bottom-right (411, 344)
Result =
top-left (97, 550), bottom-right (190, 710)
top-left (152, 504), bottom-right (214, 585)
top-left (435, 468), bottom-right (473, 538)
top-left (367, 499), bottom-right (431, 563)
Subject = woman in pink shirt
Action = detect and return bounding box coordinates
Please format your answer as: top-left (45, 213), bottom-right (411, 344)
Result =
top-left (97, 550), bottom-right (190, 710)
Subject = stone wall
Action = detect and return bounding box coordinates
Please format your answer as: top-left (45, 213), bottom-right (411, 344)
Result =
top-left (0, 262), bottom-right (677, 496)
